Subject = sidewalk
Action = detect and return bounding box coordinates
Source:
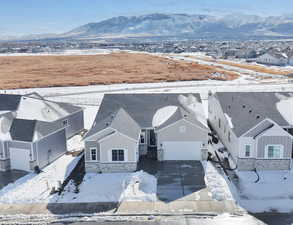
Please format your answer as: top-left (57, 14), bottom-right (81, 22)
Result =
top-left (0, 200), bottom-right (243, 216)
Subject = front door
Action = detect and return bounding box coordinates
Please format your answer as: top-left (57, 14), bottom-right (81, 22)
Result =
top-left (147, 129), bottom-right (157, 159)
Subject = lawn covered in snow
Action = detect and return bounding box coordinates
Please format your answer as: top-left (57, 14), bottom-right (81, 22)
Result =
top-left (0, 154), bottom-right (81, 204)
top-left (237, 168), bottom-right (293, 213)
top-left (54, 171), bottom-right (157, 203)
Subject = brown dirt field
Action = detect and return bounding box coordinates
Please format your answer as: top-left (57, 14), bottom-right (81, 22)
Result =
top-left (0, 52), bottom-right (239, 89)
top-left (186, 55), bottom-right (293, 75)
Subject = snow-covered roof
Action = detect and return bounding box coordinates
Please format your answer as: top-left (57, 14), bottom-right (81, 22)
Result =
top-left (152, 106), bottom-right (178, 127)
top-left (16, 96), bottom-right (81, 122)
top-left (215, 92), bottom-right (293, 137)
top-left (85, 93), bottom-right (208, 139)
top-left (0, 93), bottom-right (83, 142)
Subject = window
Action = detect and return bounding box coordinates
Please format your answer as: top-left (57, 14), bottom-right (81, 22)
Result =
top-left (218, 118), bottom-right (221, 128)
top-left (265, 145), bottom-right (283, 159)
top-left (62, 119), bottom-right (68, 127)
top-left (179, 125), bottom-right (186, 133)
top-left (91, 148), bottom-right (97, 161)
top-left (112, 149), bottom-right (125, 161)
top-left (140, 131), bottom-right (146, 144)
top-left (245, 145), bottom-right (251, 157)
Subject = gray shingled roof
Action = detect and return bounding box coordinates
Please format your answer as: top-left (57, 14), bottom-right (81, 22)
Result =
top-left (85, 93), bottom-right (203, 139)
top-left (0, 94), bottom-right (21, 111)
top-left (215, 92), bottom-right (292, 137)
top-left (86, 108), bottom-right (140, 141)
top-left (10, 119), bottom-right (37, 142)
top-left (156, 107), bottom-right (208, 131)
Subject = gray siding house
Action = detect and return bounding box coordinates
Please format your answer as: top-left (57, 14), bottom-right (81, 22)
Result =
top-left (256, 51), bottom-right (288, 66)
top-left (209, 92), bottom-right (293, 171)
top-left (84, 93), bottom-right (209, 173)
top-left (0, 93), bottom-right (84, 172)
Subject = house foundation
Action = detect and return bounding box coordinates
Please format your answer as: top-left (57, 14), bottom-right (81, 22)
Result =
top-left (237, 158), bottom-right (291, 171)
top-left (0, 159), bottom-right (10, 171)
top-left (85, 162), bottom-right (137, 173)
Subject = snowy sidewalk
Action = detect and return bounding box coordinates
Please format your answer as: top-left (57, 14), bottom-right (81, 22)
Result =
top-left (0, 200), bottom-right (241, 216)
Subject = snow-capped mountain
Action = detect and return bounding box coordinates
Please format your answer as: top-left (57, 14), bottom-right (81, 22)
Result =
top-left (64, 13), bottom-right (293, 39)
top-left (3, 13), bottom-right (293, 41)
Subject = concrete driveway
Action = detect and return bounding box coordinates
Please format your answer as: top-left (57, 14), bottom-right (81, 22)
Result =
top-left (138, 159), bottom-right (211, 202)
top-left (0, 170), bottom-right (28, 189)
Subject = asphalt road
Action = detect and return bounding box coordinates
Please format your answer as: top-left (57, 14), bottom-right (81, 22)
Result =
top-left (49, 214), bottom-right (293, 225)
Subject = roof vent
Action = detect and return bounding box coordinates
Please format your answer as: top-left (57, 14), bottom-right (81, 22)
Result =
top-left (256, 115), bottom-right (260, 119)
top-left (228, 105), bottom-right (231, 109)
top-left (105, 122), bottom-right (110, 126)
top-left (242, 105), bottom-right (246, 109)
top-left (249, 109), bottom-right (252, 113)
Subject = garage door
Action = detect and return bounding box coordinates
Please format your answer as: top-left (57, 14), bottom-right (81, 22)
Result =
top-left (163, 141), bottom-right (202, 160)
top-left (10, 148), bottom-right (31, 171)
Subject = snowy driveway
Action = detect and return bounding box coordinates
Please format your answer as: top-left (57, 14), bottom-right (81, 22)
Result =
top-left (0, 170), bottom-right (28, 189)
top-left (138, 159), bottom-right (208, 202)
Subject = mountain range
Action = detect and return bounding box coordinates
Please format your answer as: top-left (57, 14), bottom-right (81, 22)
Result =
top-left (63, 13), bottom-right (293, 39)
top-left (3, 13), bottom-right (293, 41)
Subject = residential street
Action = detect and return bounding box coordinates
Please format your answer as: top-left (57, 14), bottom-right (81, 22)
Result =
top-left (48, 214), bottom-right (293, 225)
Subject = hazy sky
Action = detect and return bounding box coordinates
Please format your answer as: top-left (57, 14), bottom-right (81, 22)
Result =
top-left (1, 0), bottom-right (293, 35)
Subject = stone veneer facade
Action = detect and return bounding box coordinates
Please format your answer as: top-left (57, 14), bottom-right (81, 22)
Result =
top-left (85, 162), bottom-right (137, 173)
top-left (237, 158), bottom-right (291, 170)
top-left (0, 159), bottom-right (10, 171)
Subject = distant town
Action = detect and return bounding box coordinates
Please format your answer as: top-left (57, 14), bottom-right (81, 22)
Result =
top-left (1, 39), bottom-right (293, 66)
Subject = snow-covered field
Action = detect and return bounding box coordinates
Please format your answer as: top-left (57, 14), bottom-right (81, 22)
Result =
top-left (236, 168), bottom-right (293, 213)
top-left (55, 171), bottom-right (157, 203)
top-left (0, 154), bottom-right (81, 203)
top-left (0, 48), bottom-right (116, 57)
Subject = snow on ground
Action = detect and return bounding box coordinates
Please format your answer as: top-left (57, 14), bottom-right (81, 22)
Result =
top-left (236, 168), bottom-right (293, 212)
top-left (0, 48), bottom-right (116, 57)
top-left (169, 54), bottom-right (286, 79)
top-left (208, 213), bottom-right (265, 225)
top-left (0, 154), bottom-right (81, 203)
top-left (54, 171), bottom-right (157, 203)
top-left (202, 161), bottom-right (236, 202)
top-left (67, 135), bottom-right (84, 152)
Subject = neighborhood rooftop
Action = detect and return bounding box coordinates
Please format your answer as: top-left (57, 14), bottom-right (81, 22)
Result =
top-left (85, 93), bottom-right (202, 138)
top-left (215, 92), bottom-right (293, 137)
top-left (0, 93), bottom-right (82, 121)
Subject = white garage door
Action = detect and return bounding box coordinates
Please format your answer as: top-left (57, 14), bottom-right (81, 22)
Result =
top-left (10, 148), bottom-right (31, 171)
top-left (163, 141), bottom-right (202, 160)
